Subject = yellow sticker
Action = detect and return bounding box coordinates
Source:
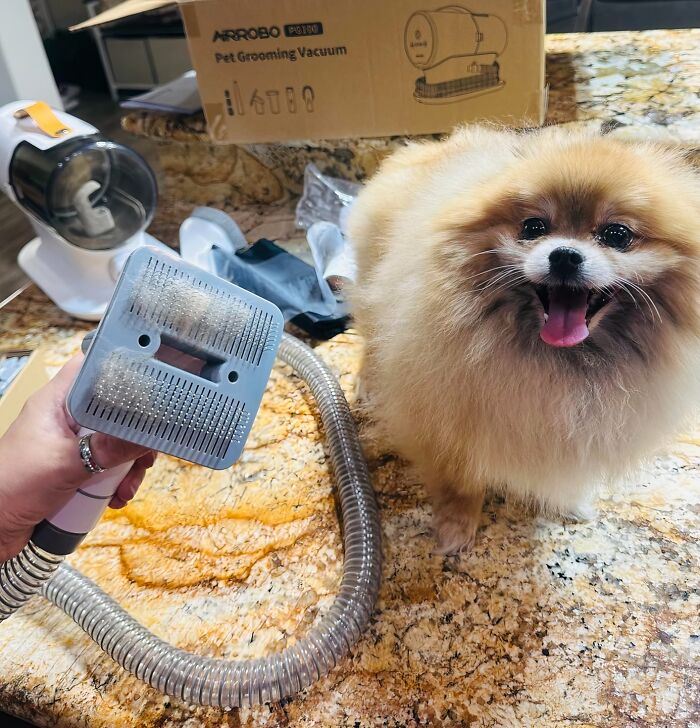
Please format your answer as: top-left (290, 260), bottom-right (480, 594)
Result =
top-left (13, 101), bottom-right (71, 138)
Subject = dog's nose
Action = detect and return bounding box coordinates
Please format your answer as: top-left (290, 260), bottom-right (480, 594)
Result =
top-left (549, 247), bottom-right (584, 277)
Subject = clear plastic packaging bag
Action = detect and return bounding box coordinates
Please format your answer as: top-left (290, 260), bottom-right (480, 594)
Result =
top-left (295, 163), bottom-right (362, 231)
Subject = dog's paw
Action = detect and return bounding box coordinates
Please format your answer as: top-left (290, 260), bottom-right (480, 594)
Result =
top-left (562, 500), bottom-right (598, 523)
top-left (354, 375), bottom-right (369, 404)
top-left (431, 490), bottom-right (484, 555)
top-left (432, 511), bottom-right (480, 555)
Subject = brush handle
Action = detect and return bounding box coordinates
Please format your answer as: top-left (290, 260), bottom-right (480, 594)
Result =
top-left (31, 428), bottom-right (134, 556)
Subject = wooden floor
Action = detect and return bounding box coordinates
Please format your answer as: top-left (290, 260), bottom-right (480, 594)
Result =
top-left (0, 195), bottom-right (33, 304)
top-left (0, 92), bottom-right (159, 306)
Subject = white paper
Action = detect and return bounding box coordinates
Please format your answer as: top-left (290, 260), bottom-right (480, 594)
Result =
top-left (307, 222), bottom-right (357, 287)
top-left (120, 70), bottom-right (201, 114)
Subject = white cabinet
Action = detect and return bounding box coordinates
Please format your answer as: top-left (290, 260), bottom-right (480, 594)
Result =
top-left (86, 1), bottom-right (191, 99)
top-left (149, 38), bottom-right (191, 84)
top-left (105, 38), bottom-right (155, 87)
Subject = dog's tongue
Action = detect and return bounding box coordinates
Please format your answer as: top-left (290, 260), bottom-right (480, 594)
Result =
top-left (540, 287), bottom-right (589, 347)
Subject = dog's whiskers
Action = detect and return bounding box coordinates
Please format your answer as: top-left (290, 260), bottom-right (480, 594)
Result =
top-left (610, 278), bottom-right (641, 313)
top-left (483, 274), bottom-right (529, 298)
top-left (476, 267), bottom-right (522, 292)
top-left (614, 276), bottom-right (662, 324)
top-left (464, 248), bottom-right (500, 262)
top-left (465, 265), bottom-right (518, 282)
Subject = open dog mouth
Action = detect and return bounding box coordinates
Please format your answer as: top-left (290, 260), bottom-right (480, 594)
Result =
top-left (534, 285), bottom-right (615, 347)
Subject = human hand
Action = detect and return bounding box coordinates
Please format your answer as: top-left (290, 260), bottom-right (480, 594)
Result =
top-left (0, 355), bottom-right (156, 561)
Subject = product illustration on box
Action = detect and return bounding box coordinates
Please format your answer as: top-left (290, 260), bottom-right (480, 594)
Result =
top-left (405, 5), bottom-right (507, 104)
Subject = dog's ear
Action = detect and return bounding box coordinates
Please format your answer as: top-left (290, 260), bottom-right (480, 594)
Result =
top-left (508, 124), bottom-right (543, 158)
top-left (514, 125), bottom-right (539, 136)
top-left (598, 123), bottom-right (700, 170)
top-left (600, 119), bottom-right (626, 136)
top-left (681, 148), bottom-right (700, 171)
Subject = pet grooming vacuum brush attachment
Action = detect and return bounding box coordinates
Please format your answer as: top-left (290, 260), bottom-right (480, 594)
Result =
top-left (69, 248), bottom-right (281, 468)
top-left (0, 246), bottom-right (381, 707)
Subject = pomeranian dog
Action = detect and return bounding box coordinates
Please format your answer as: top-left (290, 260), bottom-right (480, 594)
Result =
top-left (347, 126), bottom-right (700, 554)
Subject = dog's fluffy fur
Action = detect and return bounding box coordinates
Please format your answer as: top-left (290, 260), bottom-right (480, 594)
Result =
top-left (347, 126), bottom-right (700, 553)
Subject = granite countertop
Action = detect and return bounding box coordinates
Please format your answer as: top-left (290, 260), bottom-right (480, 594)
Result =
top-left (1, 28), bottom-right (699, 728)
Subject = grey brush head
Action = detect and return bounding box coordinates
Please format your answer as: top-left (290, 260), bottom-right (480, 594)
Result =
top-left (67, 247), bottom-right (283, 469)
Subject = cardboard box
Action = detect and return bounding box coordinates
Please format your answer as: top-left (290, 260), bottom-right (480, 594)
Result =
top-left (0, 349), bottom-right (51, 438)
top-left (75, 0), bottom-right (546, 143)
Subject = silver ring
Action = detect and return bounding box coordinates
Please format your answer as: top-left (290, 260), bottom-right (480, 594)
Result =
top-left (78, 433), bottom-right (105, 474)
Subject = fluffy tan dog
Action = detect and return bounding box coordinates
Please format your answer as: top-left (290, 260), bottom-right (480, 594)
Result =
top-left (347, 126), bottom-right (700, 553)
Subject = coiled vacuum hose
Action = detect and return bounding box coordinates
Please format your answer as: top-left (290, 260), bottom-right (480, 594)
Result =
top-left (0, 333), bottom-right (381, 707)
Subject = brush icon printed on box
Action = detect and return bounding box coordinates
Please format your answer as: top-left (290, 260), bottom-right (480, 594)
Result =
top-left (405, 6), bottom-right (507, 103)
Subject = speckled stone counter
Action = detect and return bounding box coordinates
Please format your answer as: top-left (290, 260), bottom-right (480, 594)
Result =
top-left (2, 286), bottom-right (700, 727)
top-left (0, 28), bottom-right (699, 728)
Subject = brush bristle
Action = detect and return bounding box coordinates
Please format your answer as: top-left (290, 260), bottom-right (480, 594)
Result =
top-left (92, 350), bottom-right (245, 442)
top-left (93, 352), bottom-right (164, 416)
top-left (129, 259), bottom-right (251, 352)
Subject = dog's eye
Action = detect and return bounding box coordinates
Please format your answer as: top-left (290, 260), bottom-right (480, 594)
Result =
top-left (521, 218), bottom-right (549, 240)
top-left (598, 223), bottom-right (633, 250)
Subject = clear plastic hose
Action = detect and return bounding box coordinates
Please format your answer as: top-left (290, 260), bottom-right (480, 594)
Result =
top-left (0, 541), bottom-right (63, 620)
top-left (0, 333), bottom-right (381, 707)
